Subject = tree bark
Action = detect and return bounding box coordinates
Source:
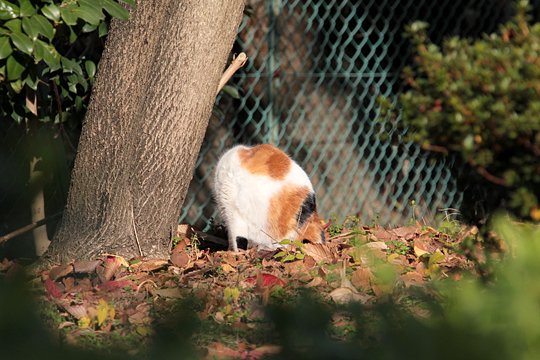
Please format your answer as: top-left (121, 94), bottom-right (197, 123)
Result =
top-left (46, 0), bottom-right (244, 262)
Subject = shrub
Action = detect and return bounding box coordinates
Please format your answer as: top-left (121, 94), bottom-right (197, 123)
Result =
top-left (0, 0), bottom-right (133, 125)
top-left (379, 0), bottom-right (540, 221)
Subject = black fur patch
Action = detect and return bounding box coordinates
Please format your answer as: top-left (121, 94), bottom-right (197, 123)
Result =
top-left (236, 236), bottom-right (248, 250)
top-left (298, 192), bottom-right (316, 226)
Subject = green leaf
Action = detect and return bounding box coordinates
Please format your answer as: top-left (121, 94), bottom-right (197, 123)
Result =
top-left (34, 40), bottom-right (60, 70)
top-left (97, 21), bottom-right (108, 37)
top-left (41, 4), bottom-right (60, 22)
top-left (31, 15), bottom-right (55, 40)
top-left (61, 56), bottom-right (83, 76)
top-left (74, 2), bottom-right (105, 26)
top-left (101, 0), bottom-right (129, 20)
top-left (0, 0), bottom-right (19, 20)
top-left (4, 18), bottom-right (21, 32)
top-left (295, 253), bottom-right (305, 260)
top-left (66, 73), bottom-right (79, 93)
top-left (84, 60), bottom-right (96, 78)
top-left (222, 85), bottom-right (240, 99)
top-left (10, 31), bottom-right (33, 55)
top-left (6, 55), bottom-right (24, 81)
top-left (24, 73), bottom-right (37, 90)
top-left (0, 36), bottom-right (12, 59)
top-left (18, 0), bottom-right (36, 17)
top-left (282, 254), bottom-right (296, 262)
top-left (274, 251), bottom-right (287, 258)
top-left (60, 5), bottom-right (78, 26)
top-left (21, 17), bottom-right (38, 40)
top-left (81, 22), bottom-right (97, 33)
top-left (68, 25), bottom-right (77, 43)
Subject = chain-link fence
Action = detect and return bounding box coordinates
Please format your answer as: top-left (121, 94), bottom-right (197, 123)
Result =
top-left (181, 0), bottom-right (526, 228)
top-left (2, 0), bottom-right (538, 241)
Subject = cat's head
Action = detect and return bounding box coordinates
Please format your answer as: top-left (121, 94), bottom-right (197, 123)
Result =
top-left (295, 192), bottom-right (325, 244)
top-left (297, 211), bottom-right (326, 244)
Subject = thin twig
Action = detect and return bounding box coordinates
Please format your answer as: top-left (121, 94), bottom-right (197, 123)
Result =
top-left (131, 207), bottom-right (143, 257)
top-left (327, 230), bottom-right (358, 242)
top-left (421, 143), bottom-right (449, 154)
top-left (0, 212), bottom-right (62, 245)
top-left (136, 279), bottom-right (158, 293)
top-left (476, 166), bottom-right (508, 187)
top-left (216, 52), bottom-right (248, 95)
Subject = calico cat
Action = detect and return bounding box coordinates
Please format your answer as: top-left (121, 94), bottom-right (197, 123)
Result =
top-left (213, 144), bottom-right (325, 251)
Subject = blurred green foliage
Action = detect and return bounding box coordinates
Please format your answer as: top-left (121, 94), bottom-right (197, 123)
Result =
top-left (0, 0), bottom-right (134, 124)
top-left (379, 0), bottom-right (540, 221)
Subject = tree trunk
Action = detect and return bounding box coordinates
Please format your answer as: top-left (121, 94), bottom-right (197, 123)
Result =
top-left (46, 0), bottom-right (244, 262)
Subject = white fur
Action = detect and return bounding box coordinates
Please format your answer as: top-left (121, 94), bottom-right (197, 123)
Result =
top-left (213, 145), bottom-right (314, 251)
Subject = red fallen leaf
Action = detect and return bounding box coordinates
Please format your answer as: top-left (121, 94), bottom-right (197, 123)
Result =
top-left (98, 280), bottom-right (132, 291)
top-left (44, 278), bottom-right (63, 298)
top-left (245, 273), bottom-right (286, 287)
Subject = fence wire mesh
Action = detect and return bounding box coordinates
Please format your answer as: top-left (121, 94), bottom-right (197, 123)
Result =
top-left (181, 0), bottom-right (522, 228)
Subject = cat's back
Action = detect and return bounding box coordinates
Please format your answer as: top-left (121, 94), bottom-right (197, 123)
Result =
top-left (215, 144), bottom-right (310, 188)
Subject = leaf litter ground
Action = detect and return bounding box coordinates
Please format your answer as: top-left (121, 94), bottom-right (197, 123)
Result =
top-left (2, 219), bottom-right (479, 358)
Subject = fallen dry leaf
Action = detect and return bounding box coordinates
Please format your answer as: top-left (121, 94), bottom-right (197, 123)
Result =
top-left (49, 264), bottom-right (74, 281)
top-left (329, 287), bottom-right (371, 304)
top-left (364, 241), bottom-right (388, 251)
top-left (63, 304), bottom-right (88, 320)
top-left (206, 342), bottom-right (243, 360)
top-left (413, 239), bottom-right (430, 257)
top-left (387, 253), bottom-right (409, 267)
top-left (250, 345), bottom-right (282, 359)
top-left (170, 249), bottom-right (190, 268)
top-left (391, 226), bottom-right (418, 240)
top-left (303, 243), bottom-right (336, 263)
top-left (400, 271), bottom-right (425, 288)
top-left (132, 259), bottom-right (168, 272)
top-left (151, 287), bottom-right (182, 298)
top-left (73, 260), bottom-right (102, 274)
top-left (221, 263), bottom-right (236, 274)
top-left (98, 280), bottom-right (132, 291)
top-left (305, 276), bottom-right (324, 288)
top-left (351, 268), bottom-right (372, 291)
top-left (99, 257), bottom-right (125, 282)
top-left (369, 227), bottom-right (396, 241)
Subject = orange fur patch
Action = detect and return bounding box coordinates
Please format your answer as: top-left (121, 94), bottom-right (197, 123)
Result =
top-left (238, 144), bottom-right (291, 179)
top-left (268, 185), bottom-right (310, 239)
top-left (299, 213), bottom-right (324, 243)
